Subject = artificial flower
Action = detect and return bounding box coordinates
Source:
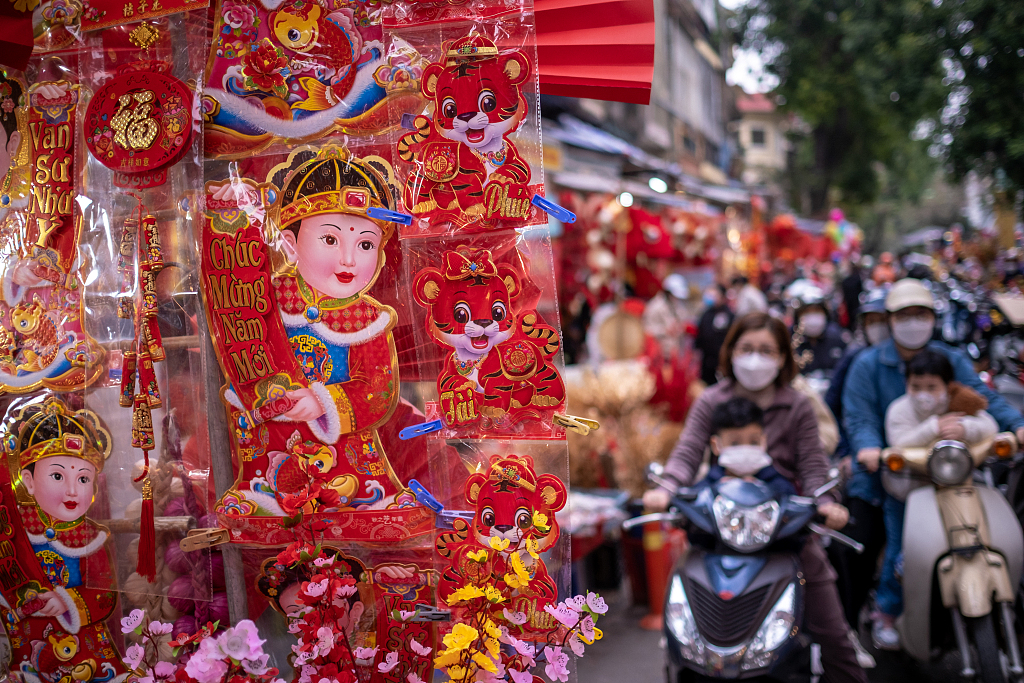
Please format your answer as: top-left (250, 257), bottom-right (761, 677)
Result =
top-left (544, 646), bottom-right (570, 683)
top-left (316, 626), bottom-right (334, 655)
top-left (544, 602), bottom-right (580, 628)
top-left (185, 638), bottom-right (230, 683)
top-left (580, 614), bottom-right (596, 641)
top-left (409, 638), bottom-right (432, 657)
top-left (467, 549), bottom-right (488, 562)
top-left (568, 633), bottom-right (586, 657)
top-left (407, 674), bottom-right (424, 683)
top-left (123, 643), bottom-right (145, 670)
top-left (441, 623), bottom-right (479, 652)
top-left (586, 592), bottom-right (609, 614)
top-left (121, 609), bottom-right (146, 634)
top-left (154, 662), bottom-right (176, 679)
top-left (217, 620), bottom-right (265, 661)
top-left (483, 584), bottom-right (505, 603)
top-left (336, 584), bottom-right (357, 598)
top-left (303, 578), bottom-right (329, 598)
top-left (509, 669), bottom-right (533, 683)
top-left (565, 595), bottom-right (586, 612)
top-left (489, 537), bottom-right (510, 552)
top-left (503, 608), bottom-right (528, 625)
top-left (149, 621), bottom-right (174, 636)
top-left (448, 585), bottom-right (485, 602)
top-left (242, 654), bottom-right (272, 675)
top-left (472, 651), bottom-right (498, 674)
top-left (353, 646), bottom-right (379, 660)
top-left (524, 537), bottom-right (539, 559)
top-left (377, 652), bottom-right (400, 673)
top-left (313, 555), bottom-right (336, 567)
top-left (532, 511), bottom-right (550, 532)
top-left (507, 551), bottom-right (532, 587)
top-left (398, 609), bottom-right (417, 621)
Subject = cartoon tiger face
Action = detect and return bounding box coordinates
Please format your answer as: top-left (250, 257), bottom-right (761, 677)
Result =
top-left (414, 247), bottom-right (522, 358)
top-left (422, 35), bottom-right (531, 154)
top-left (465, 454), bottom-right (567, 551)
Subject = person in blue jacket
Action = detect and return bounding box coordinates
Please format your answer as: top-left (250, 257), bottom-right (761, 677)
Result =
top-left (842, 278), bottom-right (1024, 650)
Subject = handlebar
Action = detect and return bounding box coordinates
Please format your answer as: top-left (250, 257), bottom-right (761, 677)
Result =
top-left (808, 522), bottom-right (865, 554)
top-left (622, 512), bottom-right (684, 531)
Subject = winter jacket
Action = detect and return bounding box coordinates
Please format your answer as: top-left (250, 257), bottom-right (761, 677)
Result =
top-left (885, 382), bottom-right (998, 449)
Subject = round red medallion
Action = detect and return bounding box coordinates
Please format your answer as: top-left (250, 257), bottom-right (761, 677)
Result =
top-left (85, 70), bottom-right (193, 179)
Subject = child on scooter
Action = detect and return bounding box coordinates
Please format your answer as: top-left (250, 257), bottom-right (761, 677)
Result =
top-left (699, 397), bottom-right (797, 497)
top-left (872, 348), bottom-right (998, 648)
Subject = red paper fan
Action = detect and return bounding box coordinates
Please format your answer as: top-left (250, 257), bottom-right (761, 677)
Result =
top-left (535, 0), bottom-right (655, 104)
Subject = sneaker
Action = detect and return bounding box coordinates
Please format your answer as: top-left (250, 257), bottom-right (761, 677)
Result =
top-left (872, 619), bottom-right (900, 651)
top-left (848, 629), bottom-right (876, 668)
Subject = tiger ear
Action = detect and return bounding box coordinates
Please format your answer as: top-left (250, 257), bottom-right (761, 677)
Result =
top-left (536, 474), bottom-right (568, 513)
top-left (413, 268), bottom-right (445, 307)
top-left (498, 264), bottom-right (521, 300)
top-left (466, 473), bottom-right (488, 505)
top-left (422, 62), bottom-right (444, 98)
top-left (500, 50), bottom-right (531, 86)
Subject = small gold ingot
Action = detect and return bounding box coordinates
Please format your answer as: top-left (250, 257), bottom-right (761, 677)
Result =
top-left (128, 23), bottom-right (159, 49)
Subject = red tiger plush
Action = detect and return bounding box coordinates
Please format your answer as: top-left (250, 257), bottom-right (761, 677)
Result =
top-left (397, 34), bottom-right (532, 225)
top-left (436, 454), bottom-right (568, 635)
top-left (413, 247), bottom-right (565, 429)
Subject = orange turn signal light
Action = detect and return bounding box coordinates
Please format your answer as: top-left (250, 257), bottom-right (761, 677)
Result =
top-left (887, 453), bottom-right (906, 472)
top-left (995, 440), bottom-right (1015, 459)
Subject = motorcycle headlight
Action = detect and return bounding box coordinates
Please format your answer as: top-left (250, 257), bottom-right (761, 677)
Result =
top-left (928, 441), bottom-right (973, 486)
top-left (712, 495), bottom-right (781, 552)
top-left (666, 575), bottom-right (704, 665)
top-left (742, 583), bottom-right (797, 671)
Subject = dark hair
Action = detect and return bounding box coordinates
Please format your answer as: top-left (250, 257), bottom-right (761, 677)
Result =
top-left (906, 348), bottom-right (953, 384)
top-left (709, 397), bottom-right (763, 435)
top-left (719, 312), bottom-right (797, 387)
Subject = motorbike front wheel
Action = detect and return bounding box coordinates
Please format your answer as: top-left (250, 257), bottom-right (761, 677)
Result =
top-left (969, 612), bottom-right (1008, 683)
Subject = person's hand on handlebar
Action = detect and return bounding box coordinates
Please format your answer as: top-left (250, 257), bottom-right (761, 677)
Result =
top-left (856, 447), bottom-right (882, 473)
top-left (817, 501), bottom-right (850, 530)
top-left (642, 488), bottom-right (670, 512)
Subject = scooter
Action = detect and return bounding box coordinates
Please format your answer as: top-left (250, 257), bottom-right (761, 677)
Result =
top-left (882, 435), bottom-right (1024, 683)
top-left (626, 466), bottom-right (861, 682)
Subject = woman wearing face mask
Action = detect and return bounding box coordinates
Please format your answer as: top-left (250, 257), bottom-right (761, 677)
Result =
top-left (792, 296), bottom-right (848, 376)
top-left (644, 312), bottom-right (868, 683)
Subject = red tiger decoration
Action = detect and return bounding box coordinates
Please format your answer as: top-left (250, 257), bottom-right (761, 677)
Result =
top-left (397, 34), bottom-right (533, 226)
top-left (413, 247), bottom-right (565, 430)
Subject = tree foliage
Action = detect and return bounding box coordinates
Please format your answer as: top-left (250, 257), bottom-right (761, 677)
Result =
top-left (732, 0), bottom-right (949, 215)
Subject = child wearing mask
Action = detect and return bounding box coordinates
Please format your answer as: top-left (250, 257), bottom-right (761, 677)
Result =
top-left (872, 348), bottom-right (997, 648)
top-left (700, 396), bottom-right (797, 497)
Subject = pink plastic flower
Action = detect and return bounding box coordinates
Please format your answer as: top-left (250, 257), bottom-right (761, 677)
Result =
top-left (242, 653), bottom-right (271, 675)
top-left (124, 643), bottom-right (145, 670)
top-left (568, 633), bottom-right (586, 657)
top-left (353, 646), bottom-right (379, 660)
top-left (217, 620), bottom-right (265, 661)
top-left (580, 614), bottom-right (596, 641)
top-left (409, 638), bottom-right (431, 656)
top-left (509, 669), bottom-right (533, 683)
top-left (565, 595), bottom-right (586, 612)
top-left (185, 638), bottom-right (229, 683)
top-left (149, 621), bottom-right (174, 636)
top-left (121, 609), bottom-right (145, 634)
top-left (304, 578), bottom-right (329, 598)
top-left (506, 635), bottom-right (536, 667)
top-left (335, 584), bottom-right (358, 598)
top-left (407, 674), bottom-right (424, 683)
top-left (377, 651), bottom-right (400, 673)
top-left (586, 592), bottom-right (609, 614)
top-left (503, 608), bottom-right (528, 625)
top-left (316, 625), bottom-right (334, 655)
top-left (313, 555), bottom-right (335, 567)
top-left (153, 662), bottom-right (176, 679)
top-left (543, 602), bottom-right (580, 628)
top-left (544, 646), bottom-right (570, 683)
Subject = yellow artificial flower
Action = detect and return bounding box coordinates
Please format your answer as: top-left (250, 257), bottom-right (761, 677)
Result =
top-left (504, 571), bottom-right (522, 589)
top-left (483, 619), bottom-right (503, 640)
top-left (442, 623), bottom-right (479, 652)
top-left (448, 585), bottom-right (485, 603)
top-left (524, 537), bottom-right (540, 559)
top-left (472, 652), bottom-right (498, 674)
top-left (447, 665), bottom-right (468, 680)
top-left (467, 549), bottom-right (489, 563)
top-left (484, 584), bottom-right (506, 604)
top-left (508, 550), bottom-right (532, 585)
top-left (484, 635), bottom-right (501, 658)
top-left (434, 650), bottom-right (462, 668)
top-left (532, 511), bottom-right (550, 532)
top-left (489, 537), bottom-right (510, 551)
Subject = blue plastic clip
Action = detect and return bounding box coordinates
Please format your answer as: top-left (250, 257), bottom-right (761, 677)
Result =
top-left (407, 479), bottom-right (444, 513)
top-left (531, 194), bottom-right (577, 224)
top-left (409, 603), bottom-right (451, 622)
top-left (400, 113), bottom-right (417, 130)
top-left (366, 206), bottom-right (413, 225)
top-left (399, 419), bottom-right (443, 440)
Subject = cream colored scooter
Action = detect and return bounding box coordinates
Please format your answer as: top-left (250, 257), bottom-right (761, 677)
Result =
top-left (882, 435), bottom-right (1024, 683)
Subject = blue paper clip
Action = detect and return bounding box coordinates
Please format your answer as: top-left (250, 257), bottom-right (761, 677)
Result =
top-left (531, 194), bottom-right (577, 223)
top-left (366, 206), bottom-right (413, 226)
top-left (399, 419), bottom-right (443, 440)
top-left (407, 479), bottom-right (443, 513)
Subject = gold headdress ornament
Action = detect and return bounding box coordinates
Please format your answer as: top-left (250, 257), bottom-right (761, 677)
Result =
top-left (488, 458), bottom-right (536, 492)
top-left (443, 34), bottom-right (500, 66)
top-left (268, 145), bottom-right (398, 236)
top-left (12, 397), bottom-right (111, 473)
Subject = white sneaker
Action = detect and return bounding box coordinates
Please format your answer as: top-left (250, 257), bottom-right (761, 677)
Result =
top-left (848, 629), bottom-right (876, 668)
top-left (871, 619), bottom-right (900, 651)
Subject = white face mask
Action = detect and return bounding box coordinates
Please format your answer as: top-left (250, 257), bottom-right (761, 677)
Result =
top-left (800, 312), bottom-right (827, 338)
top-left (891, 317), bottom-right (934, 349)
top-left (910, 390), bottom-right (948, 416)
top-left (717, 445), bottom-right (773, 477)
top-left (732, 353), bottom-right (781, 392)
top-left (865, 322), bottom-right (890, 346)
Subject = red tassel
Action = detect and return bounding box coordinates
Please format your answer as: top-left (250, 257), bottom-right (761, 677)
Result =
top-left (138, 476), bottom-right (156, 582)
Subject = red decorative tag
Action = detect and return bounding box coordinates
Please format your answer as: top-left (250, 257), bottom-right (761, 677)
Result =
top-left (80, 0), bottom-right (209, 32)
top-left (84, 68), bottom-right (192, 187)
